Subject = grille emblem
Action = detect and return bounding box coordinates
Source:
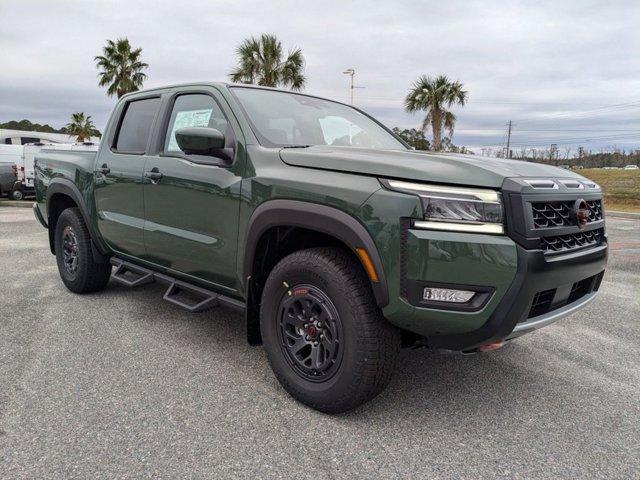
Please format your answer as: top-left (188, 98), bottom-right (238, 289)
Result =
top-left (573, 199), bottom-right (589, 230)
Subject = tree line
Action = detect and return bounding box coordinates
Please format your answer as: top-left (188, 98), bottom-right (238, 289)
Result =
top-left (476, 144), bottom-right (639, 168)
top-left (0, 117), bottom-right (100, 143)
top-left (513, 149), bottom-right (640, 168)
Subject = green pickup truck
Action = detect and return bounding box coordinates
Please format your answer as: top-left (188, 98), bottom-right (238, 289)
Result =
top-left (33, 83), bottom-right (607, 412)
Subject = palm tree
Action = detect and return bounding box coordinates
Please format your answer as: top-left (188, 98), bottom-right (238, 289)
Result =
top-left (404, 75), bottom-right (468, 151)
top-left (94, 38), bottom-right (149, 98)
top-left (229, 34), bottom-right (306, 90)
top-left (65, 112), bottom-right (96, 142)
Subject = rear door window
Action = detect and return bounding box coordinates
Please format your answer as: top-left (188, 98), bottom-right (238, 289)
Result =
top-left (115, 97), bottom-right (161, 153)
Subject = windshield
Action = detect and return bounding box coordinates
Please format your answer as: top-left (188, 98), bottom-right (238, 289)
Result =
top-left (231, 87), bottom-right (406, 150)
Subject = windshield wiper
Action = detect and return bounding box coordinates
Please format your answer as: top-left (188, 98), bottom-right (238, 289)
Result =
top-left (281, 144), bottom-right (312, 149)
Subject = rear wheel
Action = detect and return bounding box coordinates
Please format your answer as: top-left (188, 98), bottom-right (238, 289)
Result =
top-left (54, 207), bottom-right (111, 293)
top-left (260, 247), bottom-right (400, 413)
top-left (9, 188), bottom-right (24, 201)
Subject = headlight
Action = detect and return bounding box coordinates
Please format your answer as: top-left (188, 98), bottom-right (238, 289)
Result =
top-left (381, 179), bottom-right (504, 234)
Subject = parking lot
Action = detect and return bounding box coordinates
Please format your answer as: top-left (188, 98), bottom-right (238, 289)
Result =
top-left (0, 205), bottom-right (638, 478)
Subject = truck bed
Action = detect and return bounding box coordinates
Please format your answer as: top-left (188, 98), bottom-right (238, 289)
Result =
top-left (34, 149), bottom-right (98, 218)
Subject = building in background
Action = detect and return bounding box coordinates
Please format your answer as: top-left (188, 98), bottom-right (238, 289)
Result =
top-left (0, 129), bottom-right (100, 145)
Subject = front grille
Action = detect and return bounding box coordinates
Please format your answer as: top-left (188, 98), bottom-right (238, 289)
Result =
top-left (540, 228), bottom-right (605, 253)
top-left (532, 199), bottom-right (603, 228)
top-left (526, 272), bottom-right (603, 319)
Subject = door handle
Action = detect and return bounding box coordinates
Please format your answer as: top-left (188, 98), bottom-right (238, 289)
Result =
top-left (144, 168), bottom-right (163, 183)
top-left (97, 164), bottom-right (110, 175)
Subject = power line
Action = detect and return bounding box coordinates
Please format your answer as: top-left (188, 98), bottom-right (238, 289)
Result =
top-left (349, 94), bottom-right (640, 110)
top-left (475, 132), bottom-right (640, 148)
top-left (451, 128), bottom-right (640, 132)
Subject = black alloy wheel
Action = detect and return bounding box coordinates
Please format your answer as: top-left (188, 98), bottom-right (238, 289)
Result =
top-left (277, 284), bottom-right (344, 382)
top-left (61, 226), bottom-right (80, 276)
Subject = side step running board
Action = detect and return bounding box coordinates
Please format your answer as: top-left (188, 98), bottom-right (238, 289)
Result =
top-left (110, 258), bottom-right (245, 314)
top-left (112, 261), bottom-right (154, 287)
top-left (162, 281), bottom-right (218, 313)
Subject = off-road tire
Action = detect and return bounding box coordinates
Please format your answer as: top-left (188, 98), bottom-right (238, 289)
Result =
top-left (54, 207), bottom-right (111, 293)
top-left (260, 247), bottom-right (400, 413)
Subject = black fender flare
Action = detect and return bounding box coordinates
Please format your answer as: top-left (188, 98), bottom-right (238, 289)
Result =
top-left (46, 178), bottom-right (110, 257)
top-left (243, 199), bottom-right (389, 307)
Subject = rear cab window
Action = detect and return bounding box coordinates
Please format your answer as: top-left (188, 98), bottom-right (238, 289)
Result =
top-left (114, 97), bottom-right (161, 153)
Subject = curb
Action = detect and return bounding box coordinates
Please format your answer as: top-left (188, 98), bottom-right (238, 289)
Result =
top-left (0, 200), bottom-right (33, 208)
top-left (607, 210), bottom-right (640, 220)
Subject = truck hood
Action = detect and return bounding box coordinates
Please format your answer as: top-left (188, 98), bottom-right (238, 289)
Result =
top-left (279, 146), bottom-right (582, 188)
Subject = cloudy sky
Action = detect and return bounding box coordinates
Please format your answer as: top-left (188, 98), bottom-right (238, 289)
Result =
top-left (1, 0), bottom-right (639, 153)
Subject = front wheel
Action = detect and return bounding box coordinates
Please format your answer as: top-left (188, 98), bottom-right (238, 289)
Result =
top-left (54, 207), bottom-right (111, 293)
top-left (260, 247), bottom-right (400, 413)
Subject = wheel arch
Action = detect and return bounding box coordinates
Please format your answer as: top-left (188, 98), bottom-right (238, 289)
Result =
top-left (243, 200), bottom-right (389, 345)
top-left (46, 179), bottom-right (109, 259)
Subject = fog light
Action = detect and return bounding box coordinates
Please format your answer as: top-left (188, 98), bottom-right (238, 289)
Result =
top-left (423, 287), bottom-right (475, 303)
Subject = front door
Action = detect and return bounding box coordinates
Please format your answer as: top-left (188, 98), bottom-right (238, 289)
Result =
top-left (141, 89), bottom-right (244, 293)
top-left (94, 96), bottom-right (161, 257)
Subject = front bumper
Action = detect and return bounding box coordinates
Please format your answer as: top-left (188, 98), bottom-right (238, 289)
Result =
top-left (507, 291), bottom-right (597, 339)
top-left (423, 242), bottom-right (607, 351)
top-left (362, 183), bottom-right (608, 351)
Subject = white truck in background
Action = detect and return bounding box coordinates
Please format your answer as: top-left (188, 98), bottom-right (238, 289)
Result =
top-left (8, 142), bottom-right (99, 200)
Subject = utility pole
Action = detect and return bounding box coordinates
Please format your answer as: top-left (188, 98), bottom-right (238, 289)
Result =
top-left (506, 120), bottom-right (512, 159)
top-left (342, 68), bottom-right (364, 105)
top-left (550, 143), bottom-right (558, 165)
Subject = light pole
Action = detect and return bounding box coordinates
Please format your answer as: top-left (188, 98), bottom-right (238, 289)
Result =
top-left (342, 69), bottom-right (364, 105)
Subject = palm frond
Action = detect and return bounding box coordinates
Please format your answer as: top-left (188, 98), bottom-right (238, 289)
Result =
top-left (228, 33), bottom-right (306, 90)
top-left (95, 37), bottom-right (148, 98)
top-left (443, 111), bottom-right (457, 137)
top-left (420, 111), bottom-right (433, 133)
top-left (405, 74), bottom-right (467, 148)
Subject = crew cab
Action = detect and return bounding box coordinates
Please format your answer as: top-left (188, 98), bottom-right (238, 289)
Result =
top-left (33, 83), bottom-right (608, 413)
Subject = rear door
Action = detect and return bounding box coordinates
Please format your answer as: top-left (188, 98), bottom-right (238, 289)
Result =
top-left (94, 95), bottom-right (161, 257)
top-left (140, 87), bottom-right (244, 292)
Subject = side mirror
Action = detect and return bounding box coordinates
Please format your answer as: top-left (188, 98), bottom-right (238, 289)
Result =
top-left (175, 127), bottom-right (225, 155)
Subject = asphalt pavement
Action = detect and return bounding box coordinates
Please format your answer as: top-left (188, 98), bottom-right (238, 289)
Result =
top-left (0, 206), bottom-right (638, 479)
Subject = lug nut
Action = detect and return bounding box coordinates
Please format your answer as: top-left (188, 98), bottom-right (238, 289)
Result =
top-left (305, 335), bottom-right (310, 341)
top-left (303, 323), bottom-right (308, 328)
top-left (317, 322), bottom-right (323, 327)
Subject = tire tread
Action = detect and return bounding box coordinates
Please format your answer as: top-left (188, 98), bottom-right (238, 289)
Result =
top-left (55, 207), bottom-right (111, 293)
top-left (261, 247), bottom-right (400, 413)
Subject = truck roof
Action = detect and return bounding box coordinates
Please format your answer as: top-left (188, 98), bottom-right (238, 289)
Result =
top-left (120, 82), bottom-right (294, 99)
